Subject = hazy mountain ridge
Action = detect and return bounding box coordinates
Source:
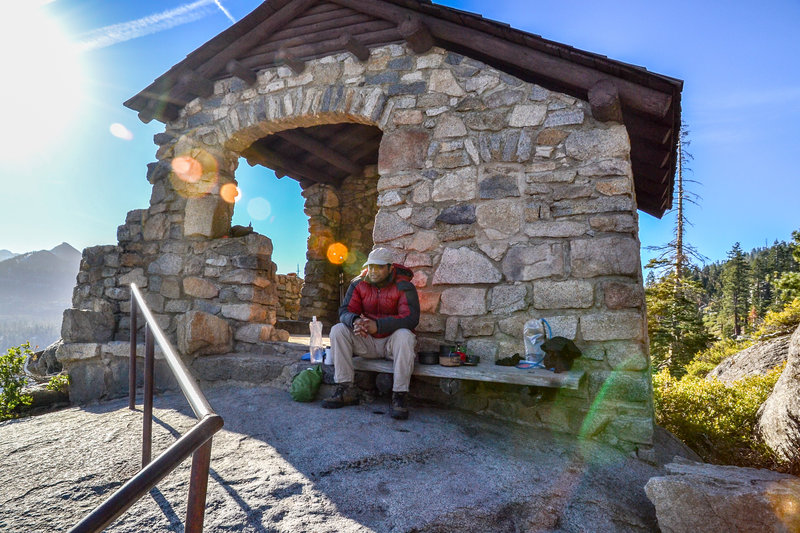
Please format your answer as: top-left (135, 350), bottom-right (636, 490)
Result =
top-left (0, 250), bottom-right (18, 262)
top-left (0, 242), bottom-right (81, 320)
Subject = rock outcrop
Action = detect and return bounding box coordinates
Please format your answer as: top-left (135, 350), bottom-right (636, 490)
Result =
top-left (707, 334), bottom-right (790, 383)
top-left (26, 340), bottom-right (63, 376)
top-left (645, 458), bottom-right (800, 532)
top-left (757, 324), bottom-right (800, 463)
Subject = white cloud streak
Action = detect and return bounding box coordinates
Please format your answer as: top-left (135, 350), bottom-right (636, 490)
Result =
top-left (77, 0), bottom-right (218, 51)
top-left (214, 0), bottom-right (237, 24)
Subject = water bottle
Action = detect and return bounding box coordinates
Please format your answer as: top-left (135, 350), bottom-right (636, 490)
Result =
top-left (309, 316), bottom-right (324, 363)
top-left (523, 318), bottom-right (550, 367)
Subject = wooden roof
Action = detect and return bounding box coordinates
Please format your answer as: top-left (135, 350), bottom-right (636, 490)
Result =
top-left (241, 123), bottom-right (382, 188)
top-left (125, 0), bottom-right (682, 218)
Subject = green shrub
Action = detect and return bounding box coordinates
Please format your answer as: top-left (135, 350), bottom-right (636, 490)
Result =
top-left (0, 343), bottom-right (33, 419)
top-left (46, 373), bottom-right (70, 394)
top-left (654, 364), bottom-right (785, 468)
top-left (754, 298), bottom-right (800, 340)
top-left (683, 337), bottom-right (752, 378)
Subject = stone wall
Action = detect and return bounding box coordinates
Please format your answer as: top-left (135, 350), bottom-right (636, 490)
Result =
top-left (298, 171), bottom-right (380, 325)
top-left (276, 273), bottom-right (303, 320)
top-left (61, 43), bottom-right (652, 453)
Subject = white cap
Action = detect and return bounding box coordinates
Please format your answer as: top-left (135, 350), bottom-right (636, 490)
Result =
top-left (363, 247), bottom-right (393, 266)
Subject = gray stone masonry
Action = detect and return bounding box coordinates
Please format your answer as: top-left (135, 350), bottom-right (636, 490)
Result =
top-left (60, 44), bottom-right (653, 452)
top-left (276, 273), bottom-right (303, 320)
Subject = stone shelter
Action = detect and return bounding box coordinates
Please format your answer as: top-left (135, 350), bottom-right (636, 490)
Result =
top-left (58, 0), bottom-right (682, 455)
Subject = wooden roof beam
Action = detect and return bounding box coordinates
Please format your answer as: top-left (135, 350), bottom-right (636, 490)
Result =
top-left (241, 27), bottom-right (400, 70)
top-left (588, 79), bottom-right (622, 123)
top-left (328, 0), bottom-right (673, 118)
top-left (629, 138), bottom-right (670, 169)
top-left (275, 129), bottom-right (364, 176)
top-left (196, 0), bottom-right (318, 80)
top-left (275, 49), bottom-right (305, 74)
top-left (634, 174), bottom-right (670, 196)
top-left (226, 60), bottom-right (257, 85)
top-left (398, 17), bottom-right (434, 54)
top-left (337, 33), bottom-right (371, 61)
top-left (245, 143), bottom-right (340, 186)
top-left (632, 158), bottom-right (670, 184)
top-left (635, 194), bottom-right (663, 218)
top-left (138, 98), bottom-right (158, 124)
top-left (624, 111), bottom-right (673, 145)
top-left (177, 71), bottom-right (215, 98)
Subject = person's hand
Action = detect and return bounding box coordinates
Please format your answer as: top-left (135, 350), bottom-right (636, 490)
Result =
top-left (354, 319), bottom-right (367, 337)
top-left (354, 315), bottom-right (377, 337)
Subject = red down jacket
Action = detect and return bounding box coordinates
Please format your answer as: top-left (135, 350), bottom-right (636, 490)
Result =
top-left (338, 263), bottom-right (420, 338)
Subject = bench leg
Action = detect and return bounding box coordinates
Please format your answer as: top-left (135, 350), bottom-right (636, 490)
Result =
top-left (440, 378), bottom-right (461, 395)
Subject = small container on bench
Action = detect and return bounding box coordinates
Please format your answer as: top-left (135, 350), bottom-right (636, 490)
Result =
top-left (439, 352), bottom-right (461, 366)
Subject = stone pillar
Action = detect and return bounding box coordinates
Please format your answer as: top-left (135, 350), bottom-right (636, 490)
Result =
top-left (299, 183), bottom-right (342, 326)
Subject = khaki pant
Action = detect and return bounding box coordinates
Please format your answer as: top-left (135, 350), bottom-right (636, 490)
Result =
top-left (330, 323), bottom-right (416, 392)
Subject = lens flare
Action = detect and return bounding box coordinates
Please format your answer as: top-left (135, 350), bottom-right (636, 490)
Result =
top-left (767, 484), bottom-right (800, 527)
top-left (247, 197), bottom-right (272, 220)
top-left (171, 156), bottom-right (202, 183)
top-left (169, 150), bottom-right (220, 198)
top-left (220, 183), bottom-right (241, 203)
top-left (327, 242), bottom-right (348, 265)
top-left (109, 123), bottom-right (133, 141)
top-left (342, 249), bottom-right (367, 277)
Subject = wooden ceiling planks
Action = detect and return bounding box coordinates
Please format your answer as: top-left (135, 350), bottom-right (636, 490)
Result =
top-left (241, 123), bottom-right (381, 189)
top-left (247, 19), bottom-right (393, 58)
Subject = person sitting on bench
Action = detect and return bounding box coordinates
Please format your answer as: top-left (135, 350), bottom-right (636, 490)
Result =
top-left (322, 247), bottom-right (420, 420)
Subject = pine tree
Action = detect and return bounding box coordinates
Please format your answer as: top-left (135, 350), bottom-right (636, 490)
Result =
top-left (750, 253), bottom-right (773, 322)
top-left (646, 271), bottom-right (713, 374)
top-left (721, 242), bottom-right (751, 337)
top-left (647, 122), bottom-right (705, 278)
top-left (775, 229), bottom-right (800, 303)
top-left (644, 123), bottom-right (711, 372)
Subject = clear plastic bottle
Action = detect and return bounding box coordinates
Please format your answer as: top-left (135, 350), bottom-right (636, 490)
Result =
top-left (309, 316), bottom-right (324, 363)
top-left (523, 319), bottom-right (547, 367)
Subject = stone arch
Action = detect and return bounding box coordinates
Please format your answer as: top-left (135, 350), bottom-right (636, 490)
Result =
top-left (222, 110), bottom-right (387, 327)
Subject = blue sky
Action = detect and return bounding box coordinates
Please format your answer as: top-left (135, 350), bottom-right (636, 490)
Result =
top-left (1, 0), bottom-right (798, 274)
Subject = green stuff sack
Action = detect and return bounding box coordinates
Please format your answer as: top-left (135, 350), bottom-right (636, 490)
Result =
top-left (290, 365), bottom-right (323, 402)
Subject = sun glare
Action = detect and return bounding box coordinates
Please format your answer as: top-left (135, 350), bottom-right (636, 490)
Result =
top-left (326, 242), bottom-right (348, 265)
top-left (220, 183), bottom-right (241, 203)
top-left (247, 197), bottom-right (272, 220)
top-left (0, 5), bottom-right (84, 161)
top-left (171, 156), bottom-right (203, 184)
top-left (109, 123), bottom-right (133, 141)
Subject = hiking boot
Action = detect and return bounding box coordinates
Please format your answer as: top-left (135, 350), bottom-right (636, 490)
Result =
top-left (390, 392), bottom-right (409, 420)
top-left (322, 383), bottom-right (359, 409)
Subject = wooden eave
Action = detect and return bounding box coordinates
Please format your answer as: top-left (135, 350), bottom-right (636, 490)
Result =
top-left (125, 0), bottom-right (682, 218)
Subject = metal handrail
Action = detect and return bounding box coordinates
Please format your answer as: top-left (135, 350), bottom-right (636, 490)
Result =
top-left (70, 283), bottom-right (224, 532)
top-left (130, 284), bottom-right (214, 419)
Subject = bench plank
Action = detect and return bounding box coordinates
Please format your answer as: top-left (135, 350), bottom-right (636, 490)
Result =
top-left (351, 358), bottom-right (584, 389)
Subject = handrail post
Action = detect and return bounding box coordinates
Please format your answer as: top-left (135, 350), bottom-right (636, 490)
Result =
top-left (129, 296), bottom-right (138, 410)
top-left (73, 283), bottom-right (225, 532)
top-left (185, 438), bottom-right (213, 533)
top-left (143, 323), bottom-right (154, 468)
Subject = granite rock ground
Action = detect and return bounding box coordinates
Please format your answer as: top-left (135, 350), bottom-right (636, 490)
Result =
top-left (1, 382), bottom-right (679, 532)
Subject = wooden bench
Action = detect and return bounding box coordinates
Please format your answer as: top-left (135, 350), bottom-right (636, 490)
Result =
top-left (351, 358), bottom-right (584, 390)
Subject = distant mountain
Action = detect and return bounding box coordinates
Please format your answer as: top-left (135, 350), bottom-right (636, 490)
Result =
top-left (0, 250), bottom-right (18, 262)
top-left (50, 242), bottom-right (82, 263)
top-left (0, 243), bottom-right (82, 320)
